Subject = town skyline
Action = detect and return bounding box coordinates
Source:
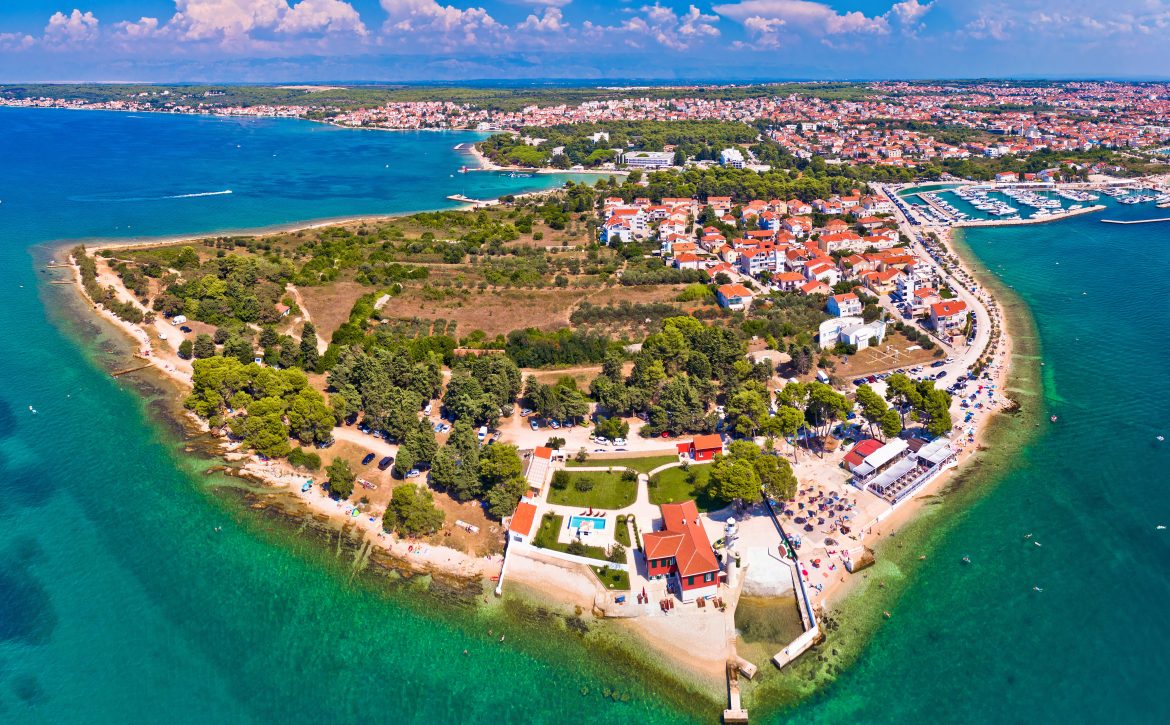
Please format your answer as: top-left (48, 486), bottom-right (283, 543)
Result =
top-left (5, 1), bottom-right (1170, 82)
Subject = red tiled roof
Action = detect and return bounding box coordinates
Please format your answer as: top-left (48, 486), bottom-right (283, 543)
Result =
top-left (642, 501), bottom-right (720, 578)
top-left (692, 434), bottom-right (723, 451)
top-left (533, 447), bottom-right (553, 460)
top-left (844, 438), bottom-right (883, 468)
top-left (931, 300), bottom-right (968, 318)
top-left (509, 502), bottom-right (538, 536)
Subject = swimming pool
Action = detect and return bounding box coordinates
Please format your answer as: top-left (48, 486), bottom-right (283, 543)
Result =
top-left (568, 515), bottom-right (607, 531)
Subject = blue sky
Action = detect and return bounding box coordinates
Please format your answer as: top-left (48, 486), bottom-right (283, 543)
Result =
top-left (2, 1), bottom-right (1169, 82)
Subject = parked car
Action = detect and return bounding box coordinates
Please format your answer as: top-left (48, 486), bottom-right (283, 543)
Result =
top-left (520, 408), bottom-right (533, 417)
top-left (377, 456), bottom-right (394, 471)
top-left (477, 426), bottom-right (488, 441)
top-left (613, 437), bottom-right (627, 446)
top-left (529, 419), bottom-right (540, 431)
top-left (931, 360), bottom-right (946, 368)
top-left (361, 453), bottom-right (375, 466)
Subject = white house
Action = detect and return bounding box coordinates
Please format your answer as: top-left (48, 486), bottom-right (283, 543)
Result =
top-left (819, 317), bottom-right (887, 350)
top-left (720, 148), bottom-right (745, 168)
top-left (827, 293), bottom-right (862, 317)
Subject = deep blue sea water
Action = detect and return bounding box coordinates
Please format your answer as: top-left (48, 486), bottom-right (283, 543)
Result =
top-left (2, 107), bottom-right (1169, 722)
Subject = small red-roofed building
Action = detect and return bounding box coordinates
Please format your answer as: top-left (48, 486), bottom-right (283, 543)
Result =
top-left (677, 433), bottom-right (725, 462)
top-left (508, 501), bottom-right (538, 544)
top-left (843, 439), bottom-right (883, 472)
top-left (717, 283), bottom-right (755, 311)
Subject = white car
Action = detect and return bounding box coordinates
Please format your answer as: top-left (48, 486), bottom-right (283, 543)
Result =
top-left (613, 437), bottom-right (627, 446)
top-left (595, 437), bottom-right (609, 446)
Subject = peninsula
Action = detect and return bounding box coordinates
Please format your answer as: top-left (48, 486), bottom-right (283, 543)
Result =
top-left (44, 78), bottom-right (1170, 720)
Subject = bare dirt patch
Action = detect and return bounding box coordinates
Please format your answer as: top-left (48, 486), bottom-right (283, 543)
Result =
top-left (296, 280), bottom-right (369, 341)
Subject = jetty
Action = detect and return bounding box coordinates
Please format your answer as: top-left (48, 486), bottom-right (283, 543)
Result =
top-left (446, 194), bottom-right (495, 207)
top-left (954, 204), bottom-right (1105, 227)
top-left (722, 663), bottom-right (749, 724)
top-left (111, 363), bottom-right (152, 378)
top-left (1100, 217), bottom-right (1170, 224)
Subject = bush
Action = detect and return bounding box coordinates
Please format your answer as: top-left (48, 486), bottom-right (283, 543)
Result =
top-left (574, 476), bottom-right (595, 493)
top-left (607, 543), bottom-right (626, 564)
top-left (551, 470), bottom-right (571, 490)
top-left (288, 447), bottom-right (321, 471)
top-left (566, 539), bottom-right (588, 556)
top-left (620, 469), bottom-right (638, 482)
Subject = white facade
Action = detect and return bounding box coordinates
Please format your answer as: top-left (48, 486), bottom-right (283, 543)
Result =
top-left (720, 148), bottom-right (745, 168)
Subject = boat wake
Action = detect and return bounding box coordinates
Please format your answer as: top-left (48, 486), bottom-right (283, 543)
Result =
top-left (70, 189), bottom-right (233, 203)
top-left (164, 189), bottom-right (233, 199)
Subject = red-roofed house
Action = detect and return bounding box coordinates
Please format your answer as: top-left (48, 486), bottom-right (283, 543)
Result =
top-left (508, 501), bottom-right (538, 544)
top-left (772, 271), bottom-right (806, 291)
top-left (642, 500), bottom-right (721, 602)
top-left (677, 433), bottom-right (725, 461)
top-left (716, 283), bottom-right (755, 311)
top-left (931, 300), bottom-right (969, 333)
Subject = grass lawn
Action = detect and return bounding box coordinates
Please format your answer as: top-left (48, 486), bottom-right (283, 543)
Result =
top-left (532, 514), bottom-right (608, 559)
top-left (548, 471), bottom-right (637, 509)
top-left (614, 515), bottom-right (632, 547)
top-left (648, 464), bottom-right (722, 511)
top-left (590, 565), bottom-right (631, 591)
top-left (567, 454), bottom-right (679, 474)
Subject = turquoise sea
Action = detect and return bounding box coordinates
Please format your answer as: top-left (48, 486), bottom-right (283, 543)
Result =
top-left (1, 107), bottom-right (1168, 722)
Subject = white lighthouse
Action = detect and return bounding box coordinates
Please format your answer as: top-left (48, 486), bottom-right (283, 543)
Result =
top-left (724, 517), bottom-right (738, 574)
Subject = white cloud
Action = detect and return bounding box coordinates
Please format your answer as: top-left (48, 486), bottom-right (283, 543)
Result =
top-left (114, 17), bottom-right (162, 39)
top-left (714, 0), bottom-right (899, 48)
top-left (44, 9), bottom-right (100, 44)
top-left (168, 0), bottom-right (288, 40)
top-left (584, 3), bottom-right (718, 50)
top-left (890, 0), bottom-right (933, 26)
top-left (517, 7), bottom-right (567, 32)
top-left (278, 0), bottom-right (368, 35)
top-left (0, 32), bottom-right (37, 51)
top-left (379, 0), bottom-right (500, 38)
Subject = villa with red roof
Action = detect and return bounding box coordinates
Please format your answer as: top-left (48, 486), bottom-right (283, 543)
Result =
top-left (931, 300), bottom-right (969, 333)
top-left (642, 501), bottom-right (721, 602)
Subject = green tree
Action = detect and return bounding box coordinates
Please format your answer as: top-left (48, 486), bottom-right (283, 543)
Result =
top-left (326, 457), bottom-right (355, 499)
top-left (192, 333), bottom-right (216, 359)
top-left (285, 388), bottom-right (335, 445)
top-left (406, 417), bottom-right (439, 466)
top-left (383, 483), bottom-right (445, 536)
top-left (479, 443), bottom-right (523, 489)
top-left (485, 476), bottom-right (526, 519)
top-left (755, 454), bottom-right (798, 501)
top-left (393, 447), bottom-right (416, 478)
top-left (300, 322), bottom-right (320, 372)
top-left (428, 448), bottom-right (458, 493)
top-left (177, 339), bottom-right (193, 360)
top-left (880, 407), bottom-right (903, 439)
